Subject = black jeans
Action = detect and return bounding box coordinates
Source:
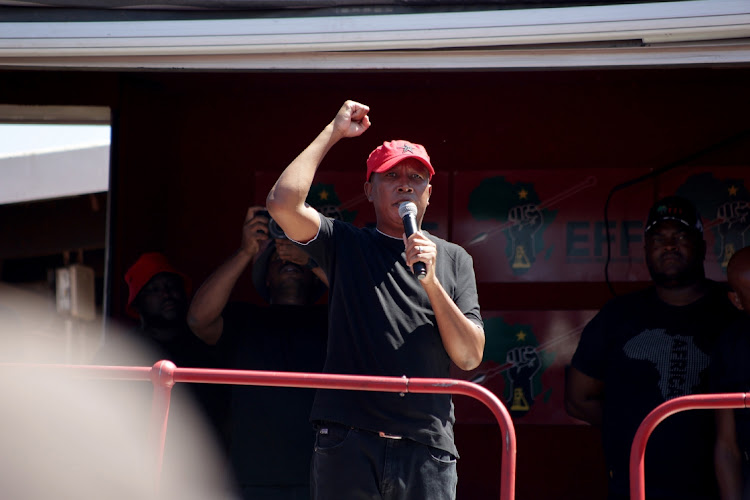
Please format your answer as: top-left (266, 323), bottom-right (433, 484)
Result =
top-left (311, 422), bottom-right (457, 500)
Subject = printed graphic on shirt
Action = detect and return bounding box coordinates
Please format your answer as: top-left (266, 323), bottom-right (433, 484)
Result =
top-left (623, 329), bottom-right (710, 400)
top-left (467, 177), bottom-right (558, 276)
top-left (675, 172), bottom-right (750, 274)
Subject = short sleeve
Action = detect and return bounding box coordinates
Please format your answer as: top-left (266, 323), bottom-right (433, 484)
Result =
top-left (570, 307), bottom-right (609, 381)
top-left (452, 248), bottom-right (483, 329)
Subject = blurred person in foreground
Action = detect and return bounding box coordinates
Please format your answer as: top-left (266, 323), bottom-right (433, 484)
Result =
top-left (0, 309), bottom-right (235, 500)
top-left (565, 195), bottom-right (741, 500)
top-left (266, 100), bottom-right (484, 500)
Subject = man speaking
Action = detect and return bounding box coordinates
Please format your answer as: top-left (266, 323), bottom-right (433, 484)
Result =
top-left (266, 100), bottom-right (485, 500)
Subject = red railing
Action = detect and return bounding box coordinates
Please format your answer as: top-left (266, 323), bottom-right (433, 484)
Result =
top-left (629, 392), bottom-right (748, 499)
top-left (9, 360), bottom-right (517, 500)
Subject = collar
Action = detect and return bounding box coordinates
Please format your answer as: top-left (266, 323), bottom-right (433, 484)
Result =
top-left (376, 228), bottom-right (402, 241)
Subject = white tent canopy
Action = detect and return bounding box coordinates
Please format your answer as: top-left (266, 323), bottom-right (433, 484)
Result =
top-left (0, 145), bottom-right (110, 205)
top-left (0, 0), bottom-right (748, 70)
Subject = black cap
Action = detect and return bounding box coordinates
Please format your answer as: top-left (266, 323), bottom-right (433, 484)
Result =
top-left (645, 196), bottom-right (703, 235)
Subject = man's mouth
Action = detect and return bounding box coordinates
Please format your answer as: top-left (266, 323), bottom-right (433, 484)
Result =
top-left (394, 199), bottom-right (415, 210)
top-left (161, 300), bottom-right (178, 311)
top-left (660, 254), bottom-right (683, 265)
top-left (280, 262), bottom-right (303, 274)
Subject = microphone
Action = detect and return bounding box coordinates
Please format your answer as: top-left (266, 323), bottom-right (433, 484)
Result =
top-left (398, 201), bottom-right (427, 280)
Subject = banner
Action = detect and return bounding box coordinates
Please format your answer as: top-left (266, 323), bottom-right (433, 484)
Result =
top-left (452, 309), bottom-right (597, 425)
top-left (452, 167), bottom-right (749, 282)
top-left (452, 169), bottom-right (655, 282)
top-left (656, 166), bottom-right (750, 278)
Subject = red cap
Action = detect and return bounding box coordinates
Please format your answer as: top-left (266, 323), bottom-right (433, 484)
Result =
top-left (366, 140), bottom-right (434, 181)
top-left (124, 252), bottom-right (191, 318)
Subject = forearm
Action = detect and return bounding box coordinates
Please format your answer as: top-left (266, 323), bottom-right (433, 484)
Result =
top-left (268, 126), bottom-right (331, 208)
top-left (716, 409), bottom-right (743, 500)
top-left (565, 398), bottom-right (603, 426)
top-left (716, 444), bottom-right (743, 500)
top-left (266, 123), bottom-right (341, 242)
top-left (564, 366), bottom-right (604, 425)
top-left (187, 248), bottom-right (253, 344)
top-left (423, 279), bottom-right (485, 371)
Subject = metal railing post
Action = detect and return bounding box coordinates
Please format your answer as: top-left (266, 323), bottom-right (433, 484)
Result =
top-left (409, 377), bottom-right (516, 500)
top-left (629, 392), bottom-right (748, 500)
top-left (149, 359), bottom-right (176, 491)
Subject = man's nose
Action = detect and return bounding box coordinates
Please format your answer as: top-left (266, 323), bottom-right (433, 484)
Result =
top-left (660, 236), bottom-right (680, 249)
top-left (397, 184), bottom-right (414, 192)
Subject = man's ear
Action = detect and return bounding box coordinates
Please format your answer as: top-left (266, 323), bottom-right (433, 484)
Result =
top-left (364, 181), bottom-right (373, 202)
top-left (728, 291), bottom-right (744, 310)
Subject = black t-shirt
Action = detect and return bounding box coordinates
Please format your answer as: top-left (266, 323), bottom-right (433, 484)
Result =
top-left (571, 282), bottom-right (740, 499)
top-left (300, 215), bottom-right (483, 457)
top-left (217, 302), bottom-right (328, 489)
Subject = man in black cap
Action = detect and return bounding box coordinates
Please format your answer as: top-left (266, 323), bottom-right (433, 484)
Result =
top-left (188, 206), bottom-right (327, 500)
top-left (565, 195), bottom-right (741, 500)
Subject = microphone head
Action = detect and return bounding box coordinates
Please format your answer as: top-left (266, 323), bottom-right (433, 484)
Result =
top-left (398, 201), bottom-right (418, 219)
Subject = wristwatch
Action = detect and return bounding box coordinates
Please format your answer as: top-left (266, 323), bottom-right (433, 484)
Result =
top-left (305, 258), bottom-right (320, 270)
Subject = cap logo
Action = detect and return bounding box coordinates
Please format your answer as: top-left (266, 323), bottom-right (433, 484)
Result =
top-left (401, 144), bottom-right (414, 154)
top-left (645, 197), bottom-right (703, 235)
top-left (657, 205), bottom-right (685, 216)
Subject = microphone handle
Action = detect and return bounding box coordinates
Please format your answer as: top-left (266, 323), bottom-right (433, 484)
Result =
top-left (402, 215), bottom-right (428, 280)
top-left (413, 262), bottom-right (427, 280)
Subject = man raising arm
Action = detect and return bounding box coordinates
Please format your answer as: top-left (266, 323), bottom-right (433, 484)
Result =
top-left (267, 100), bottom-right (484, 370)
top-left (267, 100), bottom-right (484, 500)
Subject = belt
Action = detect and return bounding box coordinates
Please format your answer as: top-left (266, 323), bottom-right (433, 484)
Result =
top-left (378, 431), bottom-right (403, 440)
top-left (317, 421), bottom-right (403, 440)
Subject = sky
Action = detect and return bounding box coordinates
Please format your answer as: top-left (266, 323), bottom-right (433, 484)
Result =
top-left (0, 124), bottom-right (111, 158)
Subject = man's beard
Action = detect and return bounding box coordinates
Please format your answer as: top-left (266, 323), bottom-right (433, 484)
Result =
top-left (141, 306), bottom-right (187, 331)
top-left (648, 260), bottom-right (705, 289)
top-left (271, 279), bottom-right (313, 305)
